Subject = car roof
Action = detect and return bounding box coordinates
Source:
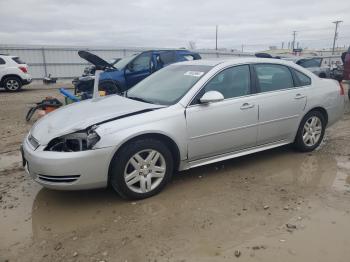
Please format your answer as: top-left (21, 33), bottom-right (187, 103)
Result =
top-left (282, 56), bottom-right (322, 62)
top-left (0, 54), bottom-right (18, 58)
top-left (177, 57), bottom-right (297, 67)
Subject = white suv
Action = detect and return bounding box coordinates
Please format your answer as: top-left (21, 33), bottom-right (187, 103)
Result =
top-left (0, 54), bottom-right (32, 91)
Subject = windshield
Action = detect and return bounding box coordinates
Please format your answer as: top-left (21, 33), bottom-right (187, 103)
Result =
top-left (127, 64), bottom-right (212, 105)
top-left (109, 58), bottom-right (120, 65)
top-left (113, 54), bottom-right (137, 70)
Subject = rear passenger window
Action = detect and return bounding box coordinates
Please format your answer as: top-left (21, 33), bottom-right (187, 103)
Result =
top-left (0, 58), bottom-right (5, 64)
top-left (255, 64), bottom-right (294, 93)
top-left (293, 69), bottom-right (311, 86)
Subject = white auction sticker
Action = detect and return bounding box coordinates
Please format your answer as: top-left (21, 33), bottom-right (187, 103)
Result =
top-left (184, 71), bottom-right (204, 77)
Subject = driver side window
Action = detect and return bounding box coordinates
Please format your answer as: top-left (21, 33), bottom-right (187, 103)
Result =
top-left (130, 52), bottom-right (151, 72)
top-left (192, 65), bottom-right (251, 104)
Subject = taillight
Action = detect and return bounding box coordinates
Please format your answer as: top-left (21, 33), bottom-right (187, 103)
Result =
top-left (19, 66), bottom-right (27, 73)
top-left (339, 82), bottom-right (345, 96)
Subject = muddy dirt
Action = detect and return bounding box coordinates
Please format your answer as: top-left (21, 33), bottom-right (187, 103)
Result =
top-left (0, 83), bottom-right (349, 262)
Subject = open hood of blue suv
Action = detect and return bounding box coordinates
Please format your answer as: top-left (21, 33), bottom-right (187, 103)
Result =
top-left (78, 50), bottom-right (116, 70)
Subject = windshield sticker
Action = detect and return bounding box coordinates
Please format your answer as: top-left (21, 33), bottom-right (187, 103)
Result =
top-left (184, 71), bottom-right (204, 77)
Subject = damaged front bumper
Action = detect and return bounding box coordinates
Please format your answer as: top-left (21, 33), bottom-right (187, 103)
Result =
top-left (21, 135), bottom-right (115, 190)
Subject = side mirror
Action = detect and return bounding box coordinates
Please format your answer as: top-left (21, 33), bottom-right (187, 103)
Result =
top-left (126, 63), bottom-right (134, 72)
top-left (200, 91), bottom-right (224, 104)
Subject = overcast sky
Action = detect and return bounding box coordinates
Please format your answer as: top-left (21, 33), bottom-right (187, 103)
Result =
top-left (0, 0), bottom-right (349, 51)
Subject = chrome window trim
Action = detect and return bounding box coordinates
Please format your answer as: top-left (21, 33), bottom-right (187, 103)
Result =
top-left (186, 63), bottom-right (252, 107)
top-left (186, 62), bottom-right (312, 109)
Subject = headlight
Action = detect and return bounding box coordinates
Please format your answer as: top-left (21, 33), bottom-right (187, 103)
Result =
top-left (45, 126), bottom-right (100, 152)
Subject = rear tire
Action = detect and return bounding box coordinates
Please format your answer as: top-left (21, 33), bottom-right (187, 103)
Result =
top-left (3, 76), bottom-right (22, 92)
top-left (294, 111), bottom-right (326, 152)
top-left (109, 138), bottom-right (174, 199)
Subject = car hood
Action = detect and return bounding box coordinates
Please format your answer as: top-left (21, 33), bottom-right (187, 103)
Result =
top-left (30, 95), bottom-right (163, 145)
top-left (78, 50), bottom-right (115, 70)
top-left (99, 69), bottom-right (123, 81)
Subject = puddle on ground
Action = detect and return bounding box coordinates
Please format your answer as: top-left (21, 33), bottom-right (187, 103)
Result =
top-left (0, 146), bottom-right (345, 254)
top-left (228, 206), bottom-right (350, 262)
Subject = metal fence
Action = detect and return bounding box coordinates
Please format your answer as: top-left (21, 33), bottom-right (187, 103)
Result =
top-left (0, 45), bottom-right (253, 80)
top-left (0, 45), bottom-right (343, 80)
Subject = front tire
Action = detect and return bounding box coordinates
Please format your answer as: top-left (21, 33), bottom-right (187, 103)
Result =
top-left (109, 138), bottom-right (174, 199)
top-left (294, 111), bottom-right (326, 152)
top-left (99, 81), bottom-right (120, 95)
top-left (3, 76), bottom-right (22, 92)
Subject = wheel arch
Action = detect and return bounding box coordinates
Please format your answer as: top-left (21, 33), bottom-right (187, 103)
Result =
top-left (294, 106), bottom-right (329, 142)
top-left (98, 79), bottom-right (123, 93)
top-left (305, 106), bottom-right (329, 125)
top-left (0, 74), bottom-right (23, 85)
top-left (107, 132), bottom-right (181, 183)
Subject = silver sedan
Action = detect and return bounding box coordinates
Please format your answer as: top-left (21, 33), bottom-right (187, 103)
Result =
top-left (22, 58), bottom-right (345, 199)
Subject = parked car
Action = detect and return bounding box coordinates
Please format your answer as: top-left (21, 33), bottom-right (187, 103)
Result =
top-left (83, 58), bottom-right (121, 77)
top-left (0, 54), bottom-right (32, 91)
top-left (342, 47), bottom-right (350, 99)
top-left (283, 57), bottom-right (331, 78)
top-left (22, 58), bottom-right (345, 199)
top-left (330, 64), bottom-right (344, 82)
top-left (74, 49), bottom-right (201, 95)
top-left (71, 58), bottom-right (121, 90)
top-left (343, 47), bottom-right (350, 81)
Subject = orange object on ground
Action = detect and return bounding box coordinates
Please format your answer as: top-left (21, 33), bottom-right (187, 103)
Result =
top-left (45, 106), bottom-right (57, 113)
top-left (26, 97), bottom-right (63, 121)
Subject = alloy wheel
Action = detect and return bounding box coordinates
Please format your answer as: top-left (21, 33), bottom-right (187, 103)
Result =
top-left (302, 116), bottom-right (322, 147)
top-left (124, 149), bottom-right (166, 193)
top-left (6, 79), bottom-right (20, 91)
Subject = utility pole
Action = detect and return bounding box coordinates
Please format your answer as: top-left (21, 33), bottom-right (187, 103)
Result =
top-left (332, 20), bottom-right (343, 55)
top-left (215, 25), bottom-right (218, 50)
top-left (282, 42), bottom-right (284, 49)
top-left (292, 31), bottom-right (297, 50)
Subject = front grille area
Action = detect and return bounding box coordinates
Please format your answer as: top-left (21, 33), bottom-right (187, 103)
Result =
top-left (28, 134), bottom-right (40, 149)
top-left (38, 174), bottom-right (80, 183)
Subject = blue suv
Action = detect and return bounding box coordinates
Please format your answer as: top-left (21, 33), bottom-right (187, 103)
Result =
top-left (75, 49), bottom-right (201, 95)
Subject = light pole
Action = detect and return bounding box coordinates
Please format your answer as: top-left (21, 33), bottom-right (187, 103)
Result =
top-left (332, 20), bottom-right (343, 55)
top-left (292, 31), bottom-right (297, 50)
top-left (215, 25), bottom-right (218, 50)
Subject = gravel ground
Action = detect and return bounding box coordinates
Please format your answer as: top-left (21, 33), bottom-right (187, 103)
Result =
top-left (0, 82), bottom-right (349, 262)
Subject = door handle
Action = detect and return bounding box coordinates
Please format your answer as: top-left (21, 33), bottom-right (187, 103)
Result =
top-left (294, 93), bottom-right (306, 99)
top-left (240, 103), bottom-right (255, 110)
